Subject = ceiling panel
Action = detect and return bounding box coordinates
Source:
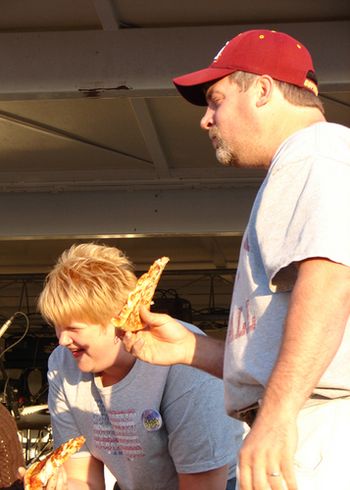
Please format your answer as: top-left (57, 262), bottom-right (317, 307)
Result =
top-left (115, 0), bottom-right (350, 27)
top-left (0, 0), bottom-right (100, 31)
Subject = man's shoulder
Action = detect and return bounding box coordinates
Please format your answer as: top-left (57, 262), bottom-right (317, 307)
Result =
top-left (272, 122), bottom-right (350, 172)
top-left (292, 122), bottom-right (350, 152)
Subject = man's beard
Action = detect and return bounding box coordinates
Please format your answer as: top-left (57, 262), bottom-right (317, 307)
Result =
top-left (216, 144), bottom-right (241, 167)
top-left (210, 129), bottom-right (241, 167)
top-left (210, 129), bottom-right (265, 169)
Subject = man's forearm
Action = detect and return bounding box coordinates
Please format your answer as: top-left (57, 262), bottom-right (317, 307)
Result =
top-left (237, 259), bottom-right (350, 490)
top-left (178, 465), bottom-right (229, 490)
top-left (192, 333), bottom-right (225, 378)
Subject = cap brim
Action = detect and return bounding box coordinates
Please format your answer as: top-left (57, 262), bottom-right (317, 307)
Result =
top-left (173, 66), bottom-right (235, 106)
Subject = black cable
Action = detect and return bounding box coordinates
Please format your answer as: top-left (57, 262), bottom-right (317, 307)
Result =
top-left (0, 312), bottom-right (30, 413)
top-left (0, 312), bottom-right (30, 360)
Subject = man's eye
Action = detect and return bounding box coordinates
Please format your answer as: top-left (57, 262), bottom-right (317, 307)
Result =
top-left (211, 97), bottom-right (222, 107)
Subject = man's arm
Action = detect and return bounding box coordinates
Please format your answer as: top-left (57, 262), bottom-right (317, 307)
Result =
top-left (239, 258), bottom-right (350, 490)
top-left (178, 465), bottom-right (230, 490)
top-left (120, 307), bottom-right (225, 378)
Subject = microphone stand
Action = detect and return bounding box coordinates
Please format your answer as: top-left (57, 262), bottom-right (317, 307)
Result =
top-left (0, 314), bottom-right (20, 419)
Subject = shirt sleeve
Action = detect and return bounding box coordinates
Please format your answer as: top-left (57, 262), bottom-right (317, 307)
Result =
top-left (257, 155), bottom-right (350, 292)
top-left (161, 365), bottom-right (243, 475)
top-left (48, 349), bottom-right (90, 456)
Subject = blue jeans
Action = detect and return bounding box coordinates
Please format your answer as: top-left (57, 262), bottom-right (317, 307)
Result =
top-left (226, 477), bottom-right (237, 490)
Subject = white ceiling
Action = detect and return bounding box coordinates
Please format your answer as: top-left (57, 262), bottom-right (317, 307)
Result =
top-left (0, 0), bottom-right (349, 324)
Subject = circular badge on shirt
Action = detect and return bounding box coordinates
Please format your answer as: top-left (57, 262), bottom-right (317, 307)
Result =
top-left (141, 409), bottom-right (163, 432)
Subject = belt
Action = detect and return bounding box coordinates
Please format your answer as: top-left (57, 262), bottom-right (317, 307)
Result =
top-left (232, 402), bottom-right (260, 427)
top-left (232, 393), bottom-right (347, 428)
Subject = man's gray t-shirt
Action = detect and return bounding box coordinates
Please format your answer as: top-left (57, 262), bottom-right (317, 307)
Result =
top-left (224, 122), bottom-right (350, 413)
top-left (48, 323), bottom-right (243, 489)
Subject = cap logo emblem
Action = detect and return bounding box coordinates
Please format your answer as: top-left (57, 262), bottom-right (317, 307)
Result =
top-left (213, 41), bottom-right (229, 63)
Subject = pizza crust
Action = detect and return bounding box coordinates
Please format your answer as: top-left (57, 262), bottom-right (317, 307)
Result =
top-left (111, 256), bottom-right (169, 332)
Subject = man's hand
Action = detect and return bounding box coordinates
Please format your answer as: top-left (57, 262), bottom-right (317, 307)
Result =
top-left (238, 413), bottom-right (298, 490)
top-left (119, 306), bottom-right (196, 366)
top-left (119, 306), bottom-right (225, 377)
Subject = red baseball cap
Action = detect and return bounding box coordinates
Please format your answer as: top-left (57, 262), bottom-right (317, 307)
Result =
top-left (173, 29), bottom-right (318, 105)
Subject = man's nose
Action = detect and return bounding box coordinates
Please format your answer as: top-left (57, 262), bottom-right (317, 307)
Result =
top-left (200, 107), bottom-right (214, 130)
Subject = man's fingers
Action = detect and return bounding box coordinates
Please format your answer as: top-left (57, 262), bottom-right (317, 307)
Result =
top-left (267, 471), bottom-right (287, 490)
top-left (280, 457), bottom-right (298, 490)
top-left (237, 462), bottom-right (253, 490)
top-left (240, 462), bottom-right (289, 490)
top-left (140, 305), bottom-right (171, 326)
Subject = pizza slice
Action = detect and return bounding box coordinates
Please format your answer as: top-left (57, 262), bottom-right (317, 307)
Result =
top-left (24, 435), bottom-right (85, 490)
top-left (111, 256), bottom-right (169, 332)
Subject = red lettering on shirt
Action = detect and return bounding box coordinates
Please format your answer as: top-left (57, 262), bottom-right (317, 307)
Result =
top-left (227, 300), bottom-right (256, 343)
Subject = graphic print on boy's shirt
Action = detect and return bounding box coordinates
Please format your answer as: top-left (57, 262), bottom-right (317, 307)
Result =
top-left (93, 399), bottom-right (144, 459)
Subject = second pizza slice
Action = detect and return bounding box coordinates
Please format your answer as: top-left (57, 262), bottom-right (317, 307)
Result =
top-left (111, 256), bottom-right (169, 332)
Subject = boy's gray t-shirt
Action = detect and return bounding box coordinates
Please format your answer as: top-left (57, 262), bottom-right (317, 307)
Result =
top-left (48, 324), bottom-right (243, 490)
top-left (224, 122), bottom-right (350, 414)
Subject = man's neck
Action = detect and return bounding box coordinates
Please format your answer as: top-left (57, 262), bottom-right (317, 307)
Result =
top-left (265, 107), bottom-right (326, 167)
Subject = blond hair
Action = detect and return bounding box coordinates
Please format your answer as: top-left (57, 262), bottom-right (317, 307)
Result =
top-left (230, 71), bottom-right (325, 114)
top-left (38, 243), bottom-right (137, 328)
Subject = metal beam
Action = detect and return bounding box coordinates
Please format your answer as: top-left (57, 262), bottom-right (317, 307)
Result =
top-left (93, 0), bottom-right (120, 31)
top-left (0, 21), bottom-right (349, 100)
top-left (130, 97), bottom-right (171, 178)
top-left (200, 237), bottom-right (228, 269)
top-left (0, 109), bottom-right (152, 166)
top-left (0, 168), bottom-right (264, 192)
top-left (0, 187), bottom-right (257, 238)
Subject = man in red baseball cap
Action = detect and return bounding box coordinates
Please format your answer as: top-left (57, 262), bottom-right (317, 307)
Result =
top-left (121, 29), bottom-right (350, 490)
